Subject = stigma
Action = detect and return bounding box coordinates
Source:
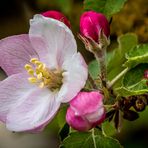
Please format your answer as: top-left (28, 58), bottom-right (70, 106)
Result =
top-left (24, 58), bottom-right (63, 91)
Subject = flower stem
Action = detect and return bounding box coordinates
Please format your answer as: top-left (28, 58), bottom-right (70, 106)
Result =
top-left (88, 74), bottom-right (98, 89)
top-left (94, 48), bottom-right (107, 87)
top-left (108, 67), bottom-right (129, 89)
top-left (92, 128), bottom-right (97, 148)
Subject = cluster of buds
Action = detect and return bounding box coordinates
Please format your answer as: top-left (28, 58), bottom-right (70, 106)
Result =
top-left (42, 10), bottom-right (148, 132)
top-left (0, 5), bottom-right (147, 135)
top-left (41, 10), bottom-right (108, 132)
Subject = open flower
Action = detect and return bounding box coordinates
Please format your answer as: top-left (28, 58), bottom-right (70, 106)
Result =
top-left (0, 13), bottom-right (88, 132)
top-left (66, 91), bottom-right (105, 131)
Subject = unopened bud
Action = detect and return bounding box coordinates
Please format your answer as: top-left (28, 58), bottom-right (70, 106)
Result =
top-left (80, 11), bottom-right (110, 42)
top-left (66, 91), bottom-right (105, 131)
top-left (41, 10), bottom-right (71, 28)
top-left (79, 11), bottom-right (110, 53)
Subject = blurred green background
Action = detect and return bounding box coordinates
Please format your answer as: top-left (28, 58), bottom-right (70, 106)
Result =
top-left (0, 0), bottom-right (148, 148)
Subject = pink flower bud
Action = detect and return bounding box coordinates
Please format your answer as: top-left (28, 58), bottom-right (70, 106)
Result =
top-left (41, 10), bottom-right (71, 28)
top-left (80, 11), bottom-right (110, 42)
top-left (66, 91), bottom-right (105, 131)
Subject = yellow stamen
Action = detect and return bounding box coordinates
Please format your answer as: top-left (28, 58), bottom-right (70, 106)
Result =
top-left (24, 64), bottom-right (32, 70)
top-left (38, 63), bottom-right (45, 70)
top-left (25, 58), bottom-right (63, 91)
top-left (34, 61), bottom-right (43, 66)
top-left (30, 58), bottom-right (38, 63)
top-left (28, 77), bottom-right (37, 83)
top-left (28, 69), bottom-right (34, 75)
top-left (37, 73), bottom-right (43, 80)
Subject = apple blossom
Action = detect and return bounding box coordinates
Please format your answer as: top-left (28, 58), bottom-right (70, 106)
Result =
top-left (80, 11), bottom-right (110, 42)
top-left (0, 13), bottom-right (88, 132)
top-left (66, 91), bottom-right (105, 131)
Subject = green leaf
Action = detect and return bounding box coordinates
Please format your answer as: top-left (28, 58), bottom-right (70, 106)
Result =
top-left (57, 105), bottom-right (68, 129)
top-left (59, 123), bottom-right (70, 141)
top-left (102, 121), bottom-right (117, 136)
top-left (115, 64), bottom-right (148, 97)
top-left (88, 50), bottom-right (114, 79)
top-left (45, 105), bottom-right (68, 133)
top-left (108, 33), bottom-right (138, 81)
top-left (88, 60), bottom-right (100, 79)
top-left (61, 130), bottom-right (122, 148)
top-left (84, 0), bottom-right (127, 19)
top-left (124, 44), bottom-right (148, 68)
top-left (56, 0), bottom-right (72, 14)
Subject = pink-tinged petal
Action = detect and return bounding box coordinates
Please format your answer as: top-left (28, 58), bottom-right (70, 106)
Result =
top-left (6, 88), bottom-right (60, 132)
top-left (70, 91), bottom-right (103, 115)
top-left (0, 34), bottom-right (39, 76)
top-left (58, 53), bottom-right (88, 103)
top-left (0, 73), bottom-right (37, 122)
top-left (85, 107), bottom-right (105, 123)
top-left (66, 107), bottom-right (91, 131)
top-left (29, 14), bottom-right (77, 68)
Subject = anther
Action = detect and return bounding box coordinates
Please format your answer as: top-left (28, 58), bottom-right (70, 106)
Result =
top-left (37, 73), bottom-right (43, 80)
top-left (24, 64), bottom-right (32, 70)
top-left (35, 61), bottom-right (43, 66)
top-left (28, 69), bottom-right (34, 75)
top-left (28, 77), bottom-right (37, 83)
top-left (30, 58), bottom-right (38, 63)
top-left (38, 63), bottom-right (45, 70)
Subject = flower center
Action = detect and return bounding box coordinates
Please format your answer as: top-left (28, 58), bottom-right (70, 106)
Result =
top-left (24, 58), bottom-right (63, 91)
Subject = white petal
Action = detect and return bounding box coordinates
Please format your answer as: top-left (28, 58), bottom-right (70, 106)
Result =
top-left (6, 88), bottom-right (60, 132)
top-left (0, 73), bottom-right (37, 122)
top-left (29, 14), bottom-right (77, 68)
top-left (58, 53), bottom-right (88, 103)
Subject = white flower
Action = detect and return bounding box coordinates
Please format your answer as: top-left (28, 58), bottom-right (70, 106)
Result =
top-left (0, 14), bottom-right (88, 132)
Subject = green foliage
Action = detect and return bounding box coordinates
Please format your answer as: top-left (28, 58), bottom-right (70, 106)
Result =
top-left (88, 33), bottom-right (138, 89)
top-left (57, 105), bottom-right (68, 129)
top-left (115, 64), bottom-right (148, 97)
top-left (59, 123), bottom-right (70, 141)
top-left (124, 44), bottom-right (148, 68)
top-left (88, 60), bottom-right (100, 79)
top-left (56, 0), bottom-right (72, 14)
top-left (108, 33), bottom-right (138, 81)
top-left (45, 105), bottom-right (67, 133)
top-left (61, 129), bottom-right (122, 148)
top-left (88, 49), bottom-right (115, 80)
top-left (84, 0), bottom-right (127, 19)
top-left (102, 121), bottom-right (117, 136)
